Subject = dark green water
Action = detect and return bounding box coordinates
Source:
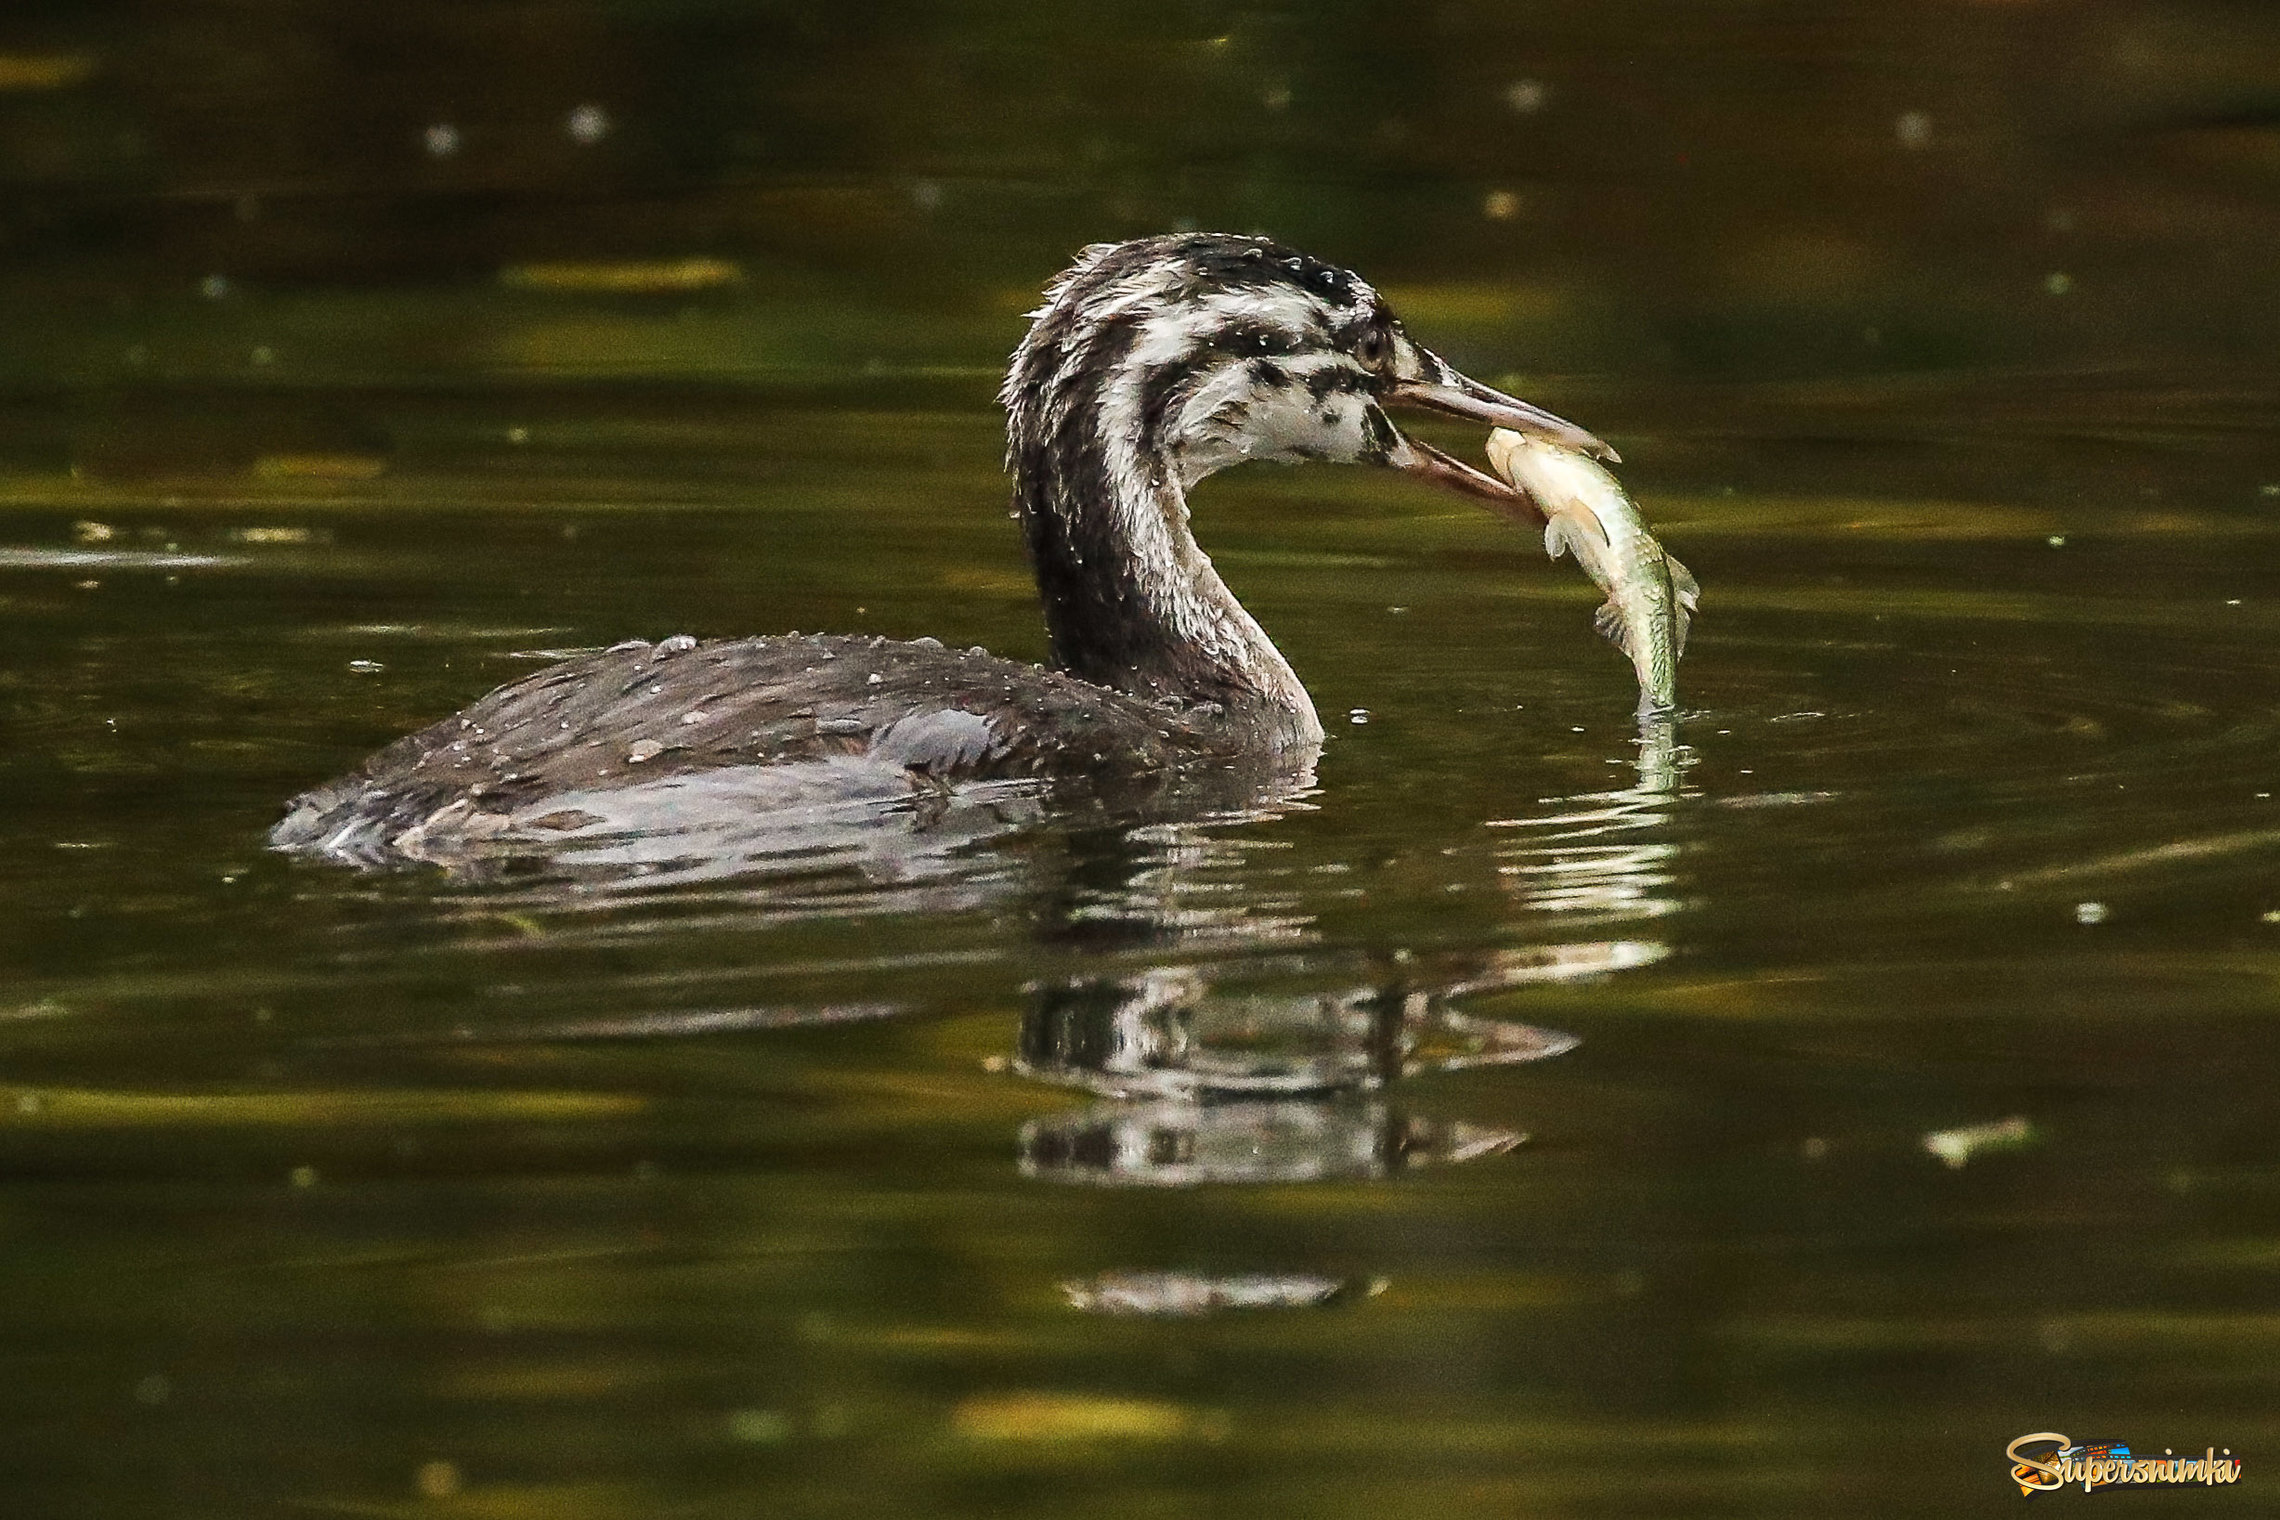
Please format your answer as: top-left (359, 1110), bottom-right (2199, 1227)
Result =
top-left (6, 3), bottom-right (2280, 1516)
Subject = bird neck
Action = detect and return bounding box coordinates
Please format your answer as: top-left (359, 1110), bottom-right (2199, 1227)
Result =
top-left (1011, 420), bottom-right (1323, 750)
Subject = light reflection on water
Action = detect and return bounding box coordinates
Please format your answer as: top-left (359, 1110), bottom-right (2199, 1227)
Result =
top-left (5, 0), bottom-right (2280, 1495)
top-left (1490, 717), bottom-right (1690, 921)
top-left (8, 392), bottom-right (2280, 1520)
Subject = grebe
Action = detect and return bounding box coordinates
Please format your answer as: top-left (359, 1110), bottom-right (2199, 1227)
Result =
top-left (273, 233), bottom-right (1608, 863)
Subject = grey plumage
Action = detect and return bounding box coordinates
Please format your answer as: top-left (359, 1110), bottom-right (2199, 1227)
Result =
top-left (273, 232), bottom-right (1592, 867)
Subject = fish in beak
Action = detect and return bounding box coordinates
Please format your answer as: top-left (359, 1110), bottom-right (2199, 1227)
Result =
top-left (1380, 344), bottom-right (1615, 526)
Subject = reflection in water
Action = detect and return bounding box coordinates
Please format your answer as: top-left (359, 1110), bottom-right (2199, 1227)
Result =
top-left (1491, 716), bottom-right (1693, 919)
top-left (1013, 904), bottom-right (1581, 1198)
top-left (1016, 969), bottom-right (1576, 1100)
top-left (1019, 1099), bottom-right (1523, 1187)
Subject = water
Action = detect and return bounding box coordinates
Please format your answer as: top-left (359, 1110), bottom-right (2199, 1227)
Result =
top-left (7, 3), bottom-right (2280, 1515)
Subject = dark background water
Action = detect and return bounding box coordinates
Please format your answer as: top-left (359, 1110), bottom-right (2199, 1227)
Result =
top-left (4, 2), bottom-right (2279, 1515)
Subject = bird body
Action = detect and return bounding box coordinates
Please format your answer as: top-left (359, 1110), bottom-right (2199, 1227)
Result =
top-left (274, 234), bottom-right (1609, 866)
top-left (270, 632), bottom-right (1244, 863)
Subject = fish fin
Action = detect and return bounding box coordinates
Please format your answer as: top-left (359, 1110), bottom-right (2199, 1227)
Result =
top-left (1591, 598), bottom-right (1630, 651)
top-left (1544, 506), bottom-right (1609, 565)
top-left (1664, 551), bottom-right (1699, 658)
top-left (1666, 553), bottom-right (1701, 611)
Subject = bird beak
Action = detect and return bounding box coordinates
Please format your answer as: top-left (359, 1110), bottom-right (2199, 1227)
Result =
top-left (1387, 357), bottom-right (1615, 460)
top-left (1382, 432), bottom-right (1551, 525)
top-left (1380, 349), bottom-right (1613, 526)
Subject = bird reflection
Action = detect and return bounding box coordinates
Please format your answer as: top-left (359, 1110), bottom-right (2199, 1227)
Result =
top-left (1016, 968), bottom-right (1576, 1101)
top-left (1015, 718), bottom-right (1690, 1196)
top-left (1021, 1098), bottom-right (1523, 1187)
top-left (1013, 967), bottom-right (1575, 1186)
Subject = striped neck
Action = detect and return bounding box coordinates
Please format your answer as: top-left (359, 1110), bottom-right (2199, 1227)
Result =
top-left (1003, 261), bottom-right (1323, 750)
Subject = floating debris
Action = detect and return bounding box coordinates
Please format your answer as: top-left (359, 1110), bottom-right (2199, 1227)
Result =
top-left (1923, 1115), bottom-right (2037, 1169)
top-left (2074, 900), bottom-right (2109, 924)
top-left (0, 548), bottom-right (232, 570)
top-left (1060, 1271), bottom-right (1381, 1317)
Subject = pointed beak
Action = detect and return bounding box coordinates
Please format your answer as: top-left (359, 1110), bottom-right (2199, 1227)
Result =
top-left (1377, 349), bottom-right (1612, 525)
top-left (1386, 355), bottom-right (1617, 463)
top-left (1381, 432), bottom-right (1552, 526)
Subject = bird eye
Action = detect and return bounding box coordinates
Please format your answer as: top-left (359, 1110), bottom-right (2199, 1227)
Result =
top-left (1355, 328), bottom-right (1391, 371)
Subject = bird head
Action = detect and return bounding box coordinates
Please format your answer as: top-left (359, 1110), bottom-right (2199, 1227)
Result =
top-left (1002, 232), bottom-right (1609, 519)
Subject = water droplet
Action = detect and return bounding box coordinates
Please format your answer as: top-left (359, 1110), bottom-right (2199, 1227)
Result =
top-left (1482, 189), bottom-right (1522, 221)
top-left (199, 274), bottom-right (230, 300)
top-left (133, 1374), bottom-right (171, 1406)
top-left (289, 1165), bottom-right (319, 1188)
top-left (1894, 110), bottom-right (1932, 149)
top-left (414, 1461), bottom-right (462, 1499)
top-left (727, 1410), bottom-right (790, 1444)
top-left (2074, 900), bottom-right (2108, 925)
top-left (2043, 271), bottom-right (2073, 297)
top-left (1503, 79), bottom-right (1549, 114)
top-left (566, 103), bottom-right (611, 145)
top-left (2046, 535), bottom-right (2066, 547)
top-left (423, 122), bottom-right (461, 158)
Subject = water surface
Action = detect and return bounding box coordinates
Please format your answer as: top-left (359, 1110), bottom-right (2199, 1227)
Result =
top-left (6, 2), bottom-right (2280, 1514)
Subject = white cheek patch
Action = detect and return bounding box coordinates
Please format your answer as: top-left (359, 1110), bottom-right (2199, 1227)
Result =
top-left (1162, 354), bottom-right (1378, 471)
top-left (1250, 386), bottom-right (1356, 458)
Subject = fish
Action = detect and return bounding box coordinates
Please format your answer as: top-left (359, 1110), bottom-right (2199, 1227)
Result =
top-left (1485, 427), bottom-right (1699, 717)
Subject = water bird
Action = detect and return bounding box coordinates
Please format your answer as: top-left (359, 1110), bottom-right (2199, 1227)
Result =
top-left (273, 232), bottom-right (1609, 863)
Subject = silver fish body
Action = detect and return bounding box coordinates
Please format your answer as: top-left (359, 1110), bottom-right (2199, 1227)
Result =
top-left (1485, 429), bottom-right (1699, 716)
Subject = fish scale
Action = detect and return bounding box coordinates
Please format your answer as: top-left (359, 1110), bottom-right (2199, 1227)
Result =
top-left (1486, 428), bottom-right (1699, 717)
